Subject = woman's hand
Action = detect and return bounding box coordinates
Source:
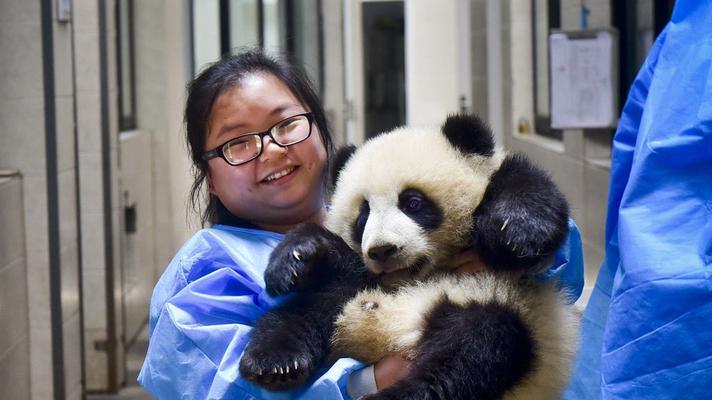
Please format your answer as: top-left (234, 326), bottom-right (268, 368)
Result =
top-left (374, 353), bottom-right (412, 390)
top-left (450, 248), bottom-right (527, 280)
top-left (449, 247), bottom-right (488, 274)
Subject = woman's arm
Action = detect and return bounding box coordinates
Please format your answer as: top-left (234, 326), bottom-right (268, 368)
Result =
top-left (138, 227), bottom-right (365, 399)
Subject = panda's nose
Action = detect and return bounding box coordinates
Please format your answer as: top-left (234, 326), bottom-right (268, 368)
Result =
top-left (367, 245), bottom-right (398, 262)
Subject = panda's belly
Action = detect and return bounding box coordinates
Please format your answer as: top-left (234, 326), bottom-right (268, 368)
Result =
top-left (331, 273), bottom-right (579, 398)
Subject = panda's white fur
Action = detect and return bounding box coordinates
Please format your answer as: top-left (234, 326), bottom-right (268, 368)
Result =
top-left (324, 126), bottom-right (579, 398)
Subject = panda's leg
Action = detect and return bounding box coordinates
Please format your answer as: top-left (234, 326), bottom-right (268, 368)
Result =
top-left (264, 222), bottom-right (371, 296)
top-left (364, 298), bottom-right (535, 400)
top-left (239, 281), bottom-right (363, 390)
top-left (473, 153), bottom-right (569, 271)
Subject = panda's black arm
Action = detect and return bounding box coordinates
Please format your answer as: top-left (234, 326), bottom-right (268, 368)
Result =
top-left (364, 299), bottom-right (535, 400)
top-left (472, 153), bottom-right (569, 272)
top-left (239, 281), bottom-right (364, 391)
top-left (264, 222), bottom-right (373, 296)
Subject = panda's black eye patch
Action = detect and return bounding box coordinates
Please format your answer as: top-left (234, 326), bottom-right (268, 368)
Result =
top-left (351, 200), bottom-right (370, 245)
top-left (398, 189), bottom-right (443, 231)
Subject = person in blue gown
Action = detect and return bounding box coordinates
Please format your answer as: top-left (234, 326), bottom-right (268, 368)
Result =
top-left (565, 1), bottom-right (712, 398)
top-left (138, 50), bottom-right (584, 399)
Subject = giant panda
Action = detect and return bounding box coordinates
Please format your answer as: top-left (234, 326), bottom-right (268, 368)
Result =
top-left (239, 114), bottom-right (579, 399)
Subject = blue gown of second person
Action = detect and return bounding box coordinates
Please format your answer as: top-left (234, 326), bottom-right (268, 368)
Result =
top-left (565, 1), bottom-right (712, 398)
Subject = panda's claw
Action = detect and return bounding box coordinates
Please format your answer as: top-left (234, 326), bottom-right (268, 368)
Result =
top-left (239, 335), bottom-right (319, 390)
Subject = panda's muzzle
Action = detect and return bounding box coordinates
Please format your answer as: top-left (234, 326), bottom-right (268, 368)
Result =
top-left (367, 244), bottom-right (398, 263)
top-left (367, 244), bottom-right (401, 273)
top-left (366, 244), bottom-right (430, 276)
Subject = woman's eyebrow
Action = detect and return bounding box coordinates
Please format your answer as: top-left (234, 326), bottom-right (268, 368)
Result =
top-left (215, 103), bottom-right (300, 139)
top-left (216, 122), bottom-right (248, 139)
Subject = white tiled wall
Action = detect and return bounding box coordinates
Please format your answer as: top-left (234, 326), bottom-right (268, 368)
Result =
top-left (0, 173), bottom-right (31, 400)
top-left (0, 0), bottom-right (54, 398)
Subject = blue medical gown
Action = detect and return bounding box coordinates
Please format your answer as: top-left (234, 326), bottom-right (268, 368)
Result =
top-left (565, 1), bottom-right (712, 398)
top-left (139, 222), bottom-right (583, 399)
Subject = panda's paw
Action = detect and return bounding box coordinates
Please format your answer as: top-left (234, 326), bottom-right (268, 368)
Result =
top-left (264, 225), bottom-right (331, 295)
top-left (476, 215), bottom-right (550, 270)
top-left (239, 346), bottom-right (315, 390)
top-left (264, 243), bottom-right (316, 296)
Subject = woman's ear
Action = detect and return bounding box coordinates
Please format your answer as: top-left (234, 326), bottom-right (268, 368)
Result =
top-left (205, 169), bottom-right (216, 195)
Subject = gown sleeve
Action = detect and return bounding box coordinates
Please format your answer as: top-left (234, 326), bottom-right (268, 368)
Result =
top-left (531, 218), bottom-right (585, 303)
top-left (138, 227), bottom-right (365, 400)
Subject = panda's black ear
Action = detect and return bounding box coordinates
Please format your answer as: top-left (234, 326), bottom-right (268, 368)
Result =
top-left (441, 113), bottom-right (494, 157)
top-left (329, 145), bottom-right (357, 189)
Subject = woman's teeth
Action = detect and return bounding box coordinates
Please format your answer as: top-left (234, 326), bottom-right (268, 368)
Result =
top-left (264, 166), bottom-right (295, 182)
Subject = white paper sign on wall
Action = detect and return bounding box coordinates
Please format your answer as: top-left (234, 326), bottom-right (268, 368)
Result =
top-left (549, 30), bottom-right (618, 129)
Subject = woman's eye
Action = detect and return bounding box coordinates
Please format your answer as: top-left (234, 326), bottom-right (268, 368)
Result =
top-left (279, 118), bottom-right (299, 130)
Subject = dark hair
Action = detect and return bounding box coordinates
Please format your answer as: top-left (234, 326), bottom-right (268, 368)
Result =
top-left (185, 50), bottom-right (334, 227)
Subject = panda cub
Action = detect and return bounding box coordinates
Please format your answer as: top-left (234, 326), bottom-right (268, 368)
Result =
top-left (239, 114), bottom-right (579, 399)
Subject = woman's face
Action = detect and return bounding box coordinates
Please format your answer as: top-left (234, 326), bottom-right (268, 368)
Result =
top-left (204, 72), bottom-right (328, 232)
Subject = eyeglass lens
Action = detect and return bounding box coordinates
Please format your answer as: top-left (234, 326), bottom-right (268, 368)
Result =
top-left (222, 114), bottom-right (311, 165)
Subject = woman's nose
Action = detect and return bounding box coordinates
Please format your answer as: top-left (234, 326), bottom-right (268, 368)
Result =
top-left (258, 135), bottom-right (287, 162)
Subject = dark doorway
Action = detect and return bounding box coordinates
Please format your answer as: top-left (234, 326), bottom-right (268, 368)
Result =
top-left (612, 0), bottom-right (675, 111)
top-left (362, 1), bottom-right (405, 138)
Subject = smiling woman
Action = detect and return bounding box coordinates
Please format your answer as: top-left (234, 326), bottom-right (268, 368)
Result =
top-left (138, 50), bottom-right (410, 400)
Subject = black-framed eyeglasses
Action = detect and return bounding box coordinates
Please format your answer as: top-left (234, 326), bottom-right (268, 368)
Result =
top-left (202, 112), bottom-right (315, 166)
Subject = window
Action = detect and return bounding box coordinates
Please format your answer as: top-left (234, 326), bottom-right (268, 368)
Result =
top-left (116, 0), bottom-right (137, 130)
top-left (362, 1), bottom-right (405, 138)
top-left (612, 0), bottom-right (673, 109)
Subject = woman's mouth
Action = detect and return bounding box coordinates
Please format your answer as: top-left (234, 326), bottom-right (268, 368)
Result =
top-left (262, 166), bottom-right (297, 183)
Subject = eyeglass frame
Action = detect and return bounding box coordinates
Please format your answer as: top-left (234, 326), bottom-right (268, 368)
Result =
top-left (201, 112), bottom-right (315, 166)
